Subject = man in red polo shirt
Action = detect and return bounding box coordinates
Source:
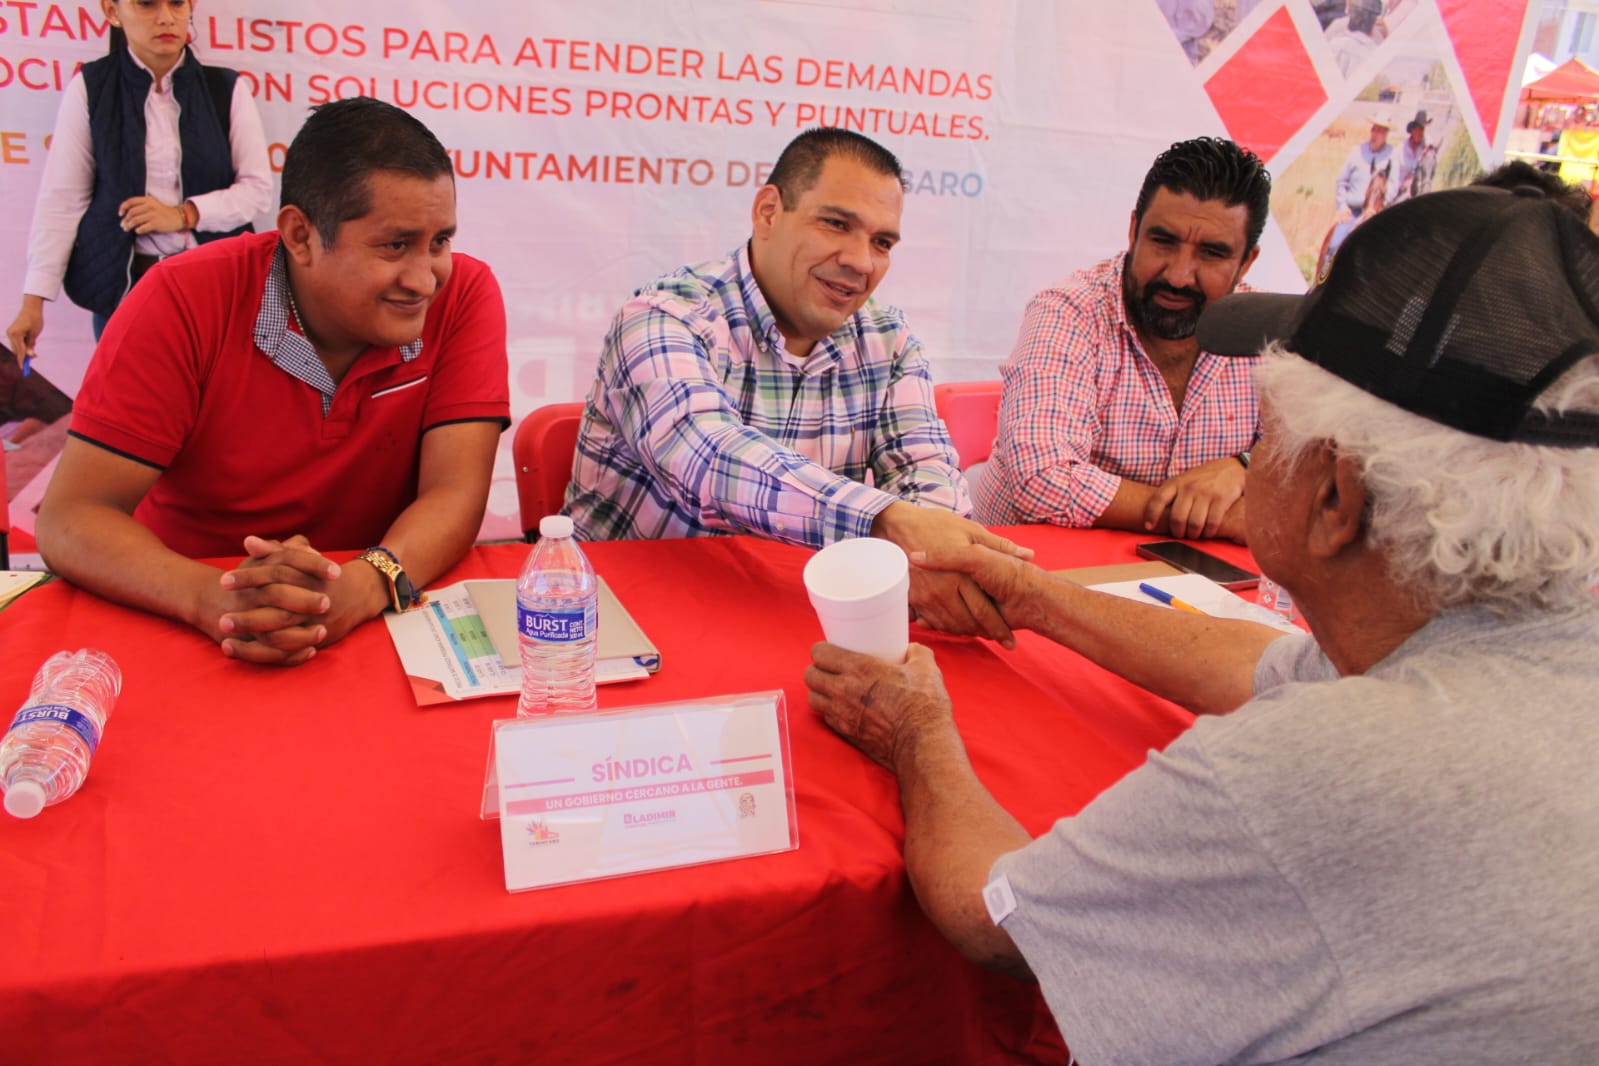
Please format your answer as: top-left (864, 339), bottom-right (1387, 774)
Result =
top-left (35, 97), bottom-right (509, 666)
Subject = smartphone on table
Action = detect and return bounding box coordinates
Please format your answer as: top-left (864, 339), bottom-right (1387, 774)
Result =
top-left (1135, 541), bottom-right (1260, 590)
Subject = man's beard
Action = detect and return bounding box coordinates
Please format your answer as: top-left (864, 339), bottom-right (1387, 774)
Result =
top-left (1123, 269), bottom-right (1206, 341)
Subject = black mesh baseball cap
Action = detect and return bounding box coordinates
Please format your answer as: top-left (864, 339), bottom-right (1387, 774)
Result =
top-left (1196, 186), bottom-right (1599, 447)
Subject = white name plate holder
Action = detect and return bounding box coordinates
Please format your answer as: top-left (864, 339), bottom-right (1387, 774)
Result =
top-left (483, 691), bottom-right (798, 892)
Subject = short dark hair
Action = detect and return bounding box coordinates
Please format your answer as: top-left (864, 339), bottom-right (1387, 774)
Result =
top-left (1133, 136), bottom-right (1273, 251)
top-left (766, 128), bottom-right (903, 210)
top-left (280, 97), bottom-right (453, 246)
top-left (1473, 160), bottom-right (1593, 222)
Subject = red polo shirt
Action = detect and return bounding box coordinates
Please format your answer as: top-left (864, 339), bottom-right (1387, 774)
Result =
top-left (71, 231), bottom-right (509, 556)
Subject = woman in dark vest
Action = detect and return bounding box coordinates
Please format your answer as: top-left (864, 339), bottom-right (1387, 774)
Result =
top-left (6, 0), bottom-right (272, 363)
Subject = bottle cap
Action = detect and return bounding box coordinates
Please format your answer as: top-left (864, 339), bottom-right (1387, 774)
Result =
top-left (539, 515), bottom-right (575, 540)
top-left (4, 779), bottom-right (47, 819)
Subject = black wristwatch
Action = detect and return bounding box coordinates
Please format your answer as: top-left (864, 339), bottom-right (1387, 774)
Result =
top-left (359, 545), bottom-right (423, 612)
top-left (1236, 450), bottom-right (1252, 469)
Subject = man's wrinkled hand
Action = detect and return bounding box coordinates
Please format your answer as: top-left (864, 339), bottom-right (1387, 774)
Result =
top-left (805, 642), bottom-right (954, 771)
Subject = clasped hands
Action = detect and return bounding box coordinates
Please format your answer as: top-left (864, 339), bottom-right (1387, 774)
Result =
top-left (1141, 456), bottom-right (1247, 542)
top-left (868, 501), bottom-right (1035, 648)
top-left (203, 535), bottom-right (383, 666)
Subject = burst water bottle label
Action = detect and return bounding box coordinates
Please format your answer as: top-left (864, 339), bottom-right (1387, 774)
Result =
top-left (7, 704), bottom-right (100, 757)
top-left (519, 603), bottom-right (595, 643)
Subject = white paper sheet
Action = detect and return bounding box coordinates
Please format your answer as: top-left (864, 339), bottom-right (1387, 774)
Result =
top-left (1089, 573), bottom-right (1302, 633)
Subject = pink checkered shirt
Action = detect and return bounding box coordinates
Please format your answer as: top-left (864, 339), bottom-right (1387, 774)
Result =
top-left (973, 254), bottom-right (1260, 527)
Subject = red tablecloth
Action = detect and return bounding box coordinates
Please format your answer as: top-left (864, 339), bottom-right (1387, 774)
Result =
top-left (0, 528), bottom-right (1251, 1064)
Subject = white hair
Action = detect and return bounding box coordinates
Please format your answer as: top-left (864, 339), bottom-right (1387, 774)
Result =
top-left (1257, 345), bottom-right (1599, 614)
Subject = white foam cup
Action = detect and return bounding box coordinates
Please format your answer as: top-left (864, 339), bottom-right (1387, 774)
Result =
top-left (802, 537), bottom-right (911, 662)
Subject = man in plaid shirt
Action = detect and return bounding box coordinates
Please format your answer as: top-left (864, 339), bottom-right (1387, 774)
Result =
top-left (974, 138), bottom-right (1270, 543)
top-left (568, 128), bottom-right (1027, 642)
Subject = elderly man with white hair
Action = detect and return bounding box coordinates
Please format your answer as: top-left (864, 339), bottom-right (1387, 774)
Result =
top-left (805, 185), bottom-right (1599, 1063)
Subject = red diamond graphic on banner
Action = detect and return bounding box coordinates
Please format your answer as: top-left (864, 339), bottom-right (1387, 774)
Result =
top-left (1205, 7), bottom-right (1327, 161)
top-left (1437, 0), bottom-right (1532, 144)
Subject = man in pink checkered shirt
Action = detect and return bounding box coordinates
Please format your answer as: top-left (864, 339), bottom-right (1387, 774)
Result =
top-left (974, 138), bottom-right (1270, 543)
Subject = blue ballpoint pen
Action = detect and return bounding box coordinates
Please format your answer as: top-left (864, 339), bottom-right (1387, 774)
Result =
top-left (1138, 581), bottom-right (1204, 614)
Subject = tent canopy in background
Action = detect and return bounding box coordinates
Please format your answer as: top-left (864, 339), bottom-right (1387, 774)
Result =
top-left (1520, 56), bottom-right (1599, 104)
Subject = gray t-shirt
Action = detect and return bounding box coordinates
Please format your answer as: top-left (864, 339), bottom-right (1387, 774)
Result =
top-left (990, 603), bottom-right (1599, 1064)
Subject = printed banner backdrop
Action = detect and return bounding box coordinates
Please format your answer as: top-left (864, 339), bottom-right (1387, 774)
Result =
top-left (0, 1), bottom-right (1538, 541)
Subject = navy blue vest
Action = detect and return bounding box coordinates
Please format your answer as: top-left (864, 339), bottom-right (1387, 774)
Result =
top-left (62, 48), bottom-right (249, 317)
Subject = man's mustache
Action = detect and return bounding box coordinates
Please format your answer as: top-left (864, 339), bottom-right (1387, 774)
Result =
top-left (1142, 279), bottom-right (1206, 305)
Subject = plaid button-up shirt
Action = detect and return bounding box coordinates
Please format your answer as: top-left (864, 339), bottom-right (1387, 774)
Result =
top-left (567, 244), bottom-right (970, 547)
top-left (974, 254), bottom-right (1260, 527)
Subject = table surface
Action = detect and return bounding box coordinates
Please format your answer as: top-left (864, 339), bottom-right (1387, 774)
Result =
top-left (0, 528), bottom-right (1257, 1064)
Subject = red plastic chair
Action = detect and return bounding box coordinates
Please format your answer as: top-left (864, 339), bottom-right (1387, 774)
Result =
top-left (933, 381), bottom-right (1002, 470)
top-left (512, 402), bottom-right (585, 540)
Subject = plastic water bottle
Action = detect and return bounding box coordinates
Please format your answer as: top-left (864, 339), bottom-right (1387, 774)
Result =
top-left (1, 649), bottom-right (122, 819)
top-left (517, 515), bottom-right (598, 716)
top-left (1258, 577), bottom-right (1299, 623)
